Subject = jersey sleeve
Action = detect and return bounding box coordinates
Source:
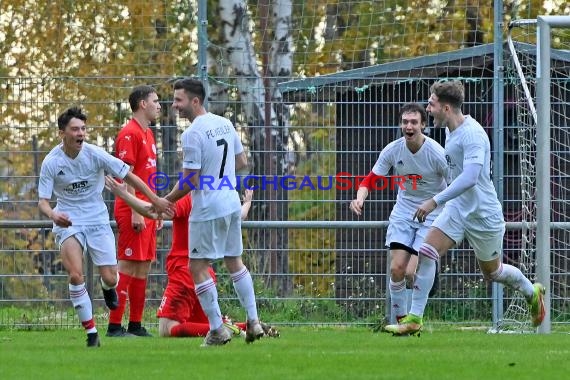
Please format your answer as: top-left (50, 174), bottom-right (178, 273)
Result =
top-left (462, 132), bottom-right (486, 167)
top-left (115, 130), bottom-right (138, 166)
top-left (359, 171), bottom-right (382, 190)
top-left (94, 146), bottom-right (130, 179)
top-left (182, 129), bottom-right (202, 170)
top-left (371, 144), bottom-right (394, 176)
top-left (38, 160), bottom-right (54, 200)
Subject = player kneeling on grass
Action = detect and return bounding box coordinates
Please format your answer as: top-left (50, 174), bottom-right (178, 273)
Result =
top-left (105, 177), bottom-right (280, 339)
top-left (38, 107), bottom-right (171, 348)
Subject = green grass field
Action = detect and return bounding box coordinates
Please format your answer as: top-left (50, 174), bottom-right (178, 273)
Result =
top-left (0, 327), bottom-right (568, 380)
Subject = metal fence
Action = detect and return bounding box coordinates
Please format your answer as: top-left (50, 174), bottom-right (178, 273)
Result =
top-left (0, 219), bottom-right (549, 330)
top-left (1, 1), bottom-right (569, 332)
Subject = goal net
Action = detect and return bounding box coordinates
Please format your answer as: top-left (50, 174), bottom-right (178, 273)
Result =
top-left (500, 18), bottom-right (570, 332)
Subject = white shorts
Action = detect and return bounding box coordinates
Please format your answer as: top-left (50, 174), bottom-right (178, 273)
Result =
top-left (53, 224), bottom-right (117, 267)
top-left (385, 215), bottom-right (433, 254)
top-left (431, 206), bottom-right (505, 262)
top-left (189, 211), bottom-right (243, 260)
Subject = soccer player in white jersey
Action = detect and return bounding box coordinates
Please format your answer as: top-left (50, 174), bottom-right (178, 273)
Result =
top-left (350, 103), bottom-right (448, 324)
top-left (385, 80), bottom-right (545, 336)
top-left (162, 78), bottom-right (263, 347)
top-left (38, 107), bottom-right (171, 347)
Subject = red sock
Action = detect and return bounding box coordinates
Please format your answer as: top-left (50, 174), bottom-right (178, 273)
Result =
top-left (235, 322), bottom-right (246, 331)
top-left (171, 322), bottom-right (210, 337)
top-left (109, 272), bottom-right (132, 324)
top-left (82, 319), bottom-right (96, 330)
top-left (128, 277), bottom-right (147, 323)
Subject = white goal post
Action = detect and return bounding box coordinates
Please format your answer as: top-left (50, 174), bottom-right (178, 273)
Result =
top-left (503, 15), bottom-right (570, 334)
top-left (535, 15), bottom-right (570, 334)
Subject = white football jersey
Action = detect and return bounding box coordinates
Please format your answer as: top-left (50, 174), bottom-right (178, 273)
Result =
top-left (182, 112), bottom-right (243, 221)
top-left (38, 142), bottom-right (130, 225)
top-left (372, 136), bottom-right (448, 219)
top-left (443, 115), bottom-right (502, 217)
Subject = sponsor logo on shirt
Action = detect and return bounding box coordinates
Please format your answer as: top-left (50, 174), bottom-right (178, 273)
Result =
top-left (57, 170), bottom-right (65, 176)
top-left (406, 174), bottom-right (426, 186)
top-left (63, 180), bottom-right (92, 195)
top-left (145, 157), bottom-right (157, 169)
top-left (119, 150), bottom-right (127, 159)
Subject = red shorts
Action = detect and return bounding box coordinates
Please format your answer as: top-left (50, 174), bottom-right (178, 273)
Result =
top-left (116, 214), bottom-right (157, 261)
top-left (156, 256), bottom-right (216, 323)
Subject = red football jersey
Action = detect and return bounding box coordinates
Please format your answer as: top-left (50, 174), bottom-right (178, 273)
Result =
top-left (114, 118), bottom-right (157, 216)
top-left (169, 195), bottom-right (192, 258)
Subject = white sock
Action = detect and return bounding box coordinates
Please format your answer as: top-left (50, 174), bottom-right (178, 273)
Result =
top-left (195, 278), bottom-right (223, 330)
top-left (69, 283), bottom-right (96, 333)
top-left (409, 244), bottom-right (438, 318)
top-left (231, 266), bottom-right (258, 321)
top-left (389, 278), bottom-right (407, 322)
top-left (488, 263), bottom-right (534, 300)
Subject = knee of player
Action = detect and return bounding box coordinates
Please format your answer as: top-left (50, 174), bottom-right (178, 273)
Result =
top-left (100, 273), bottom-right (118, 288)
top-left (67, 271), bottom-right (84, 285)
top-left (158, 318), bottom-right (173, 337)
top-left (389, 263), bottom-right (407, 280)
top-left (482, 269), bottom-right (499, 282)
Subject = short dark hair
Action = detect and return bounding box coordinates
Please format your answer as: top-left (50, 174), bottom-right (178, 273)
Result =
top-left (129, 85), bottom-right (157, 112)
top-left (57, 106), bottom-right (86, 131)
top-left (430, 80), bottom-right (464, 109)
top-left (399, 103), bottom-right (427, 125)
top-left (173, 78), bottom-right (206, 104)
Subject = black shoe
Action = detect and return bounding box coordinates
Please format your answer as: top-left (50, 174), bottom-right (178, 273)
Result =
top-left (106, 326), bottom-right (137, 338)
top-left (86, 332), bottom-right (101, 347)
top-left (102, 287), bottom-right (119, 310)
top-left (127, 326), bottom-right (153, 337)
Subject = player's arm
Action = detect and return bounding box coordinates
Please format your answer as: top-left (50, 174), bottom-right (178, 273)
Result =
top-left (123, 171), bottom-right (172, 213)
top-left (164, 168), bottom-right (196, 203)
top-left (432, 163), bottom-right (481, 205)
top-left (236, 151), bottom-right (248, 172)
top-left (124, 166), bottom-right (146, 231)
top-left (38, 198), bottom-right (72, 227)
top-left (37, 163), bottom-right (72, 228)
top-left (105, 176), bottom-right (173, 220)
top-left (414, 163), bottom-right (481, 222)
top-left (349, 171), bottom-right (383, 216)
top-left (241, 189), bottom-right (253, 220)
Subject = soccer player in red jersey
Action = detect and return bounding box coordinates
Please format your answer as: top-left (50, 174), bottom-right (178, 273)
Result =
top-left (107, 85), bottom-right (162, 337)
